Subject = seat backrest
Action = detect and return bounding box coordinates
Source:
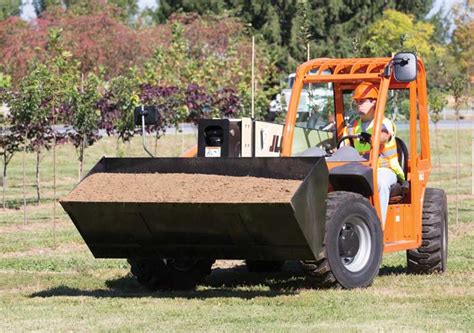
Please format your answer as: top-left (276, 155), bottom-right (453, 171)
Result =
top-left (395, 137), bottom-right (408, 179)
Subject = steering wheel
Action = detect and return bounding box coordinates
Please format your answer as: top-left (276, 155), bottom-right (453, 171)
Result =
top-left (336, 132), bottom-right (372, 149)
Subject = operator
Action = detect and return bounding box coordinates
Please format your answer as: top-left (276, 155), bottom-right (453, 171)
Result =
top-left (345, 82), bottom-right (405, 226)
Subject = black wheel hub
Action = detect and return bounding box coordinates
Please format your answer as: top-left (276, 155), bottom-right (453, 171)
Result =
top-left (339, 225), bottom-right (360, 259)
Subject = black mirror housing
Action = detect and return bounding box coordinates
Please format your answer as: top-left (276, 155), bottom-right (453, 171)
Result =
top-left (134, 105), bottom-right (160, 126)
top-left (393, 52), bottom-right (417, 82)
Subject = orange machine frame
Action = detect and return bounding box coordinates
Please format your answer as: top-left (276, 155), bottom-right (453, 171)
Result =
top-left (281, 57), bottom-right (432, 253)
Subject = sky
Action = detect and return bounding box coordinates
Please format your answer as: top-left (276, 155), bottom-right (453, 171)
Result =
top-left (426, 0), bottom-right (463, 17)
top-left (20, 0), bottom-right (462, 22)
top-left (138, 0), bottom-right (158, 10)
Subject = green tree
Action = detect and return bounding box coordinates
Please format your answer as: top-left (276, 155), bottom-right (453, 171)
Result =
top-left (159, 22), bottom-right (189, 85)
top-left (292, 0), bottom-right (312, 62)
top-left (110, 0), bottom-right (139, 23)
top-left (294, 0), bottom-right (388, 61)
top-left (32, 0), bottom-right (60, 16)
top-left (425, 1), bottom-right (474, 94)
top-left (33, 0), bottom-right (138, 23)
top-left (138, 20), bottom-right (279, 120)
top-left (424, 7), bottom-right (459, 91)
top-left (392, 0), bottom-right (433, 19)
top-left (428, 89), bottom-right (447, 172)
top-left (451, 1), bottom-right (473, 84)
top-left (43, 28), bottom-right (79, 209)
top-left (9, 28), bottom-right (78, 203)
top-left (154, 0), bottom-right (224, 22)
top-left (450, 77), bottom-right (468, 225)
top-left (149, 0), bottom-right (432, 71)
top-left (153, 0), bottom-right (298, 69)
top-left (67, 73), bottom-right (102, 179)
top-left (0, 73), bottom-right (11, 88)
top-left (0, 0), bottom-right (21, 20)
top-left (9, 62), bottom-right (54, 203)
top-left (363, 9), bottom-right (443, 58)
top-left (0, 74), bottom-right (23, 209)
top-left (0, 123), bottom-right (22, 210)
top-left (428, 6), bottom-right (451, 44)
top-left (100, 69), bottom-right (140, 156)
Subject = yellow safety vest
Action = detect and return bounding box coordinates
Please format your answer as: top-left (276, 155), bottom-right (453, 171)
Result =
top-left (347, 118), bottom-right (405, 181)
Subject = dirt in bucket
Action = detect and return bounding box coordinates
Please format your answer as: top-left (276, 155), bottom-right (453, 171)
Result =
top-left (62, 173), bottom-right (302, 203)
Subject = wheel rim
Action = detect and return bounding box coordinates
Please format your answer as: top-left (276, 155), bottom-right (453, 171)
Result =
top-left (338, 216), bottom-right (372, 273)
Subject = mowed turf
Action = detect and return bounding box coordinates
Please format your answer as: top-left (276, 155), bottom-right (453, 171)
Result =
top-left (0, 129), bottom-right (472, 332)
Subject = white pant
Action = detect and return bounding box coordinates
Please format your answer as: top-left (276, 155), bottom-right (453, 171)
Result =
top-left (377, 168), bottom-right (397, 226)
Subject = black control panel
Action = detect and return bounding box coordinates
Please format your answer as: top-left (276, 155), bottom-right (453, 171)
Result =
top-left (197, 119), bottom-right (241, 157)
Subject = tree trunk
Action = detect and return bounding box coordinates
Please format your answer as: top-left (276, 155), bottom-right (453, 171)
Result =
top-left (2, 155), bottom-right (7, 210)
top-left (53, 133), bottom-right (57, 248)
top-left (455, 112), bottom-right (460, 225)
top-left (154, 132), bottom-right (159, 156)
top-left (116, 137), bottom-right (120, 157)
top-left (79, 155), bottom-right (84, 180)
top-left (23, 144), bottom-right (27, 224)
top-left (79, 133), bottom-right (86, 181)
top-left (434, 123), bottom-right (441, 185)
top-left (35, 150), bottom-right (41, 204)
top-left (181, 123), bottom-right (184, 155)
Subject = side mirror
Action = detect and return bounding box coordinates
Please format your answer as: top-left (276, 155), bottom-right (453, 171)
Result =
top-left (393, 52), bottom-right (417, 82)
top-left (134, 105), bottom-right (160, 126)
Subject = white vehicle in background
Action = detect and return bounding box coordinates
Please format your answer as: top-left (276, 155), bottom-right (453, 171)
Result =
top-left (269, 71), bottom-right (333, 128)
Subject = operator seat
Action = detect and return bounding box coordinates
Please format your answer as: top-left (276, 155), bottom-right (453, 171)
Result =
top-left (389, 137), bottom-right (409, 203)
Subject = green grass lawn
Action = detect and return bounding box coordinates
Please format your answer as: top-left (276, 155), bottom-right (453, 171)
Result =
top-left (0, 129), bottom-right (472, 332)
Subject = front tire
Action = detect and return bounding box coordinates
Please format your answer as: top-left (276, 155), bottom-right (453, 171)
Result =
top-left (301, 191), bottom-right (383, 289)
top-left (407, 188), bottom-right (448, 273)
top-left (128, 258), bottom-right (215, 291)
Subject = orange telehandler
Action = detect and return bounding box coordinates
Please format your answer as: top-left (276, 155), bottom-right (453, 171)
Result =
top-left (61, 52), bottom-right (448, 290)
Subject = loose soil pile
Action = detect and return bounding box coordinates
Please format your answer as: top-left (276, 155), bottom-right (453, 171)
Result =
top-left (62, 173), bottom-right (302, 203)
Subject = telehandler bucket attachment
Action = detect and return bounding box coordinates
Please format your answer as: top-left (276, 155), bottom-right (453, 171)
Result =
top-left (60, 157), bottom-right (328, 261)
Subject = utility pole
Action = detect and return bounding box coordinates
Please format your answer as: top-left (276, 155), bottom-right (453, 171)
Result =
top-left (22, 136), bottom-right (27, 225)
top-left (251, 36), bottom-right (255, 119)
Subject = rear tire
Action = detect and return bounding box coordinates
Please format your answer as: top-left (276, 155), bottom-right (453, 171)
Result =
top-left (245, 260), bottom-right (285, 272)
top-left (128, 258), bottom-right (215, 291)
top-left (407, 188), bottom-right (448, 274)
top-left (301, 191), bottom-right (383, 289)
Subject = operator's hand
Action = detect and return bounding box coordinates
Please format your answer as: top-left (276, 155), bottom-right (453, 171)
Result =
top-left (380, 128), bottom-right (392, 144)
top-left (321, 143), bottom-right (336, 154)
